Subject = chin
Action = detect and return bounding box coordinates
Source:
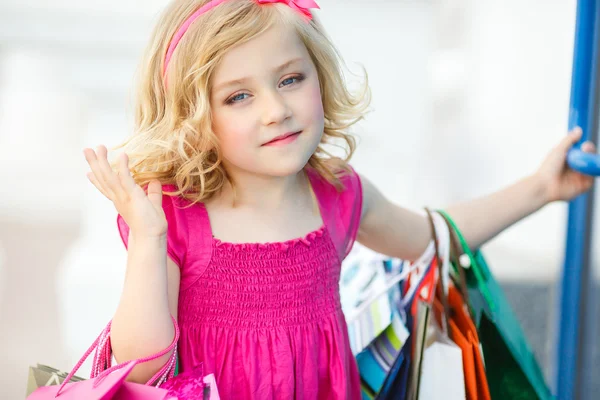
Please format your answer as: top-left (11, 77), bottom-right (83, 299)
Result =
top-left (224, 155), bottom-right (310, 178)
top-left (261, 156), bottom-right (311, 177)
top-left (245, 149), bottom-right (313, 177)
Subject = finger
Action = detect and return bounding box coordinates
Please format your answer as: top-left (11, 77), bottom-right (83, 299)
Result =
top-left (559, 127), bottom-right (583, 150)
top-left (83, 148), bottom-right (112, 197)
top-left (570, 126), bottom-right (583, 138)
top-left (117, 153), bottom-right (137, 191)
top-left (581, 141), bottom-right (596, 153)
top-left (147, 180), bottom-right (164, 210)
top-left (95, 145), bottom-right (124, 199)
top-left (86, 171), bottom-right (111, 199)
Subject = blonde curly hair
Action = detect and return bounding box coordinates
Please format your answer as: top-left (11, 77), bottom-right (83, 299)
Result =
top-left (116, 0), bottom-right (370, 203)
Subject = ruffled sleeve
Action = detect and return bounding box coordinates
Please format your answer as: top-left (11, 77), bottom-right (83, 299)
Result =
top-left (307, 165), bottom-right (363, 261)
top-left (116, 185), bottom-right (189, 268)
top-left (337, 167), bottom-right (363, 258)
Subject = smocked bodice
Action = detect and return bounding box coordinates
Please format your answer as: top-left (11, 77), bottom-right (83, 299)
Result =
top-left (178, 226), bottom-right (342, 330)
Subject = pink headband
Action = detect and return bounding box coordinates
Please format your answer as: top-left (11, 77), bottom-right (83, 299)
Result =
top-left (163, 0), bottom-right (320, 78)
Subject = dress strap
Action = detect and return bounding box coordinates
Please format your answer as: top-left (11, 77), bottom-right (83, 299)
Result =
top-left (180, 201), bottom-right (214, 291)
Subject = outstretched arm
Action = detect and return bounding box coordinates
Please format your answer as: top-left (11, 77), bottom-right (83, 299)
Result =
top-left (357, 128), bottom-right (595, 260)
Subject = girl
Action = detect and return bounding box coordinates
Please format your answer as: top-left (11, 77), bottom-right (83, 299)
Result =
top-left (83, 0), bottom-right (595, 398)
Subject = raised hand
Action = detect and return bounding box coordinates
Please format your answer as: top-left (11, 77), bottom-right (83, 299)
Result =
top-left (83, 145), bottom-right (168, 238)
top-left (535, 128), bottom-right (596, 203)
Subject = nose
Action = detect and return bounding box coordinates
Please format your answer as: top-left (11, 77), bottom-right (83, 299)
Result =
top-left (260, 89), bottom-right (292, 126)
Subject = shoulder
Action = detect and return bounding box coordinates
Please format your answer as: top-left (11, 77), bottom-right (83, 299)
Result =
top-left (327, 165), bottom-right (367, 217)
top-left (336, 165), bottom-right (364, 219)
top-left (354, 173), bottom-right (379, 221)
top-left (338, 165), bottom-right (362, 192)
top-left (306, 163), bottom-right (362, 195)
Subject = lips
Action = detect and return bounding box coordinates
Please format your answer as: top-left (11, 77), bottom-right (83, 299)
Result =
top-left (263, 131), bottom-right (302, 146)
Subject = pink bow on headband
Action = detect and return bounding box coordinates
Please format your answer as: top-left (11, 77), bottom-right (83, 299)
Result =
top-left (256, 0), bottom-right (320, 20)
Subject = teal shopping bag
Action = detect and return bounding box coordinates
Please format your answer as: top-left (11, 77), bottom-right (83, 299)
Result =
top-left (439, 211), bottom-right (554, 400)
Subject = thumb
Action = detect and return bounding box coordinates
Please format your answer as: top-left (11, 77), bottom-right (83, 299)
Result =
top-left (581, 141), bottom-right (596, 153)
top-left (147, 180), bottom-right (163, 209)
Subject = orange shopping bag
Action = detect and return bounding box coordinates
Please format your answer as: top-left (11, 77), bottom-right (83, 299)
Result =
top-left (433, 285), bottom-right (490, 400)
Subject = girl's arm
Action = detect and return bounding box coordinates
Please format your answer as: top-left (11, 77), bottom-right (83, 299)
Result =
top-left (111, 237), bottom-right (180, 384)
top-left (357, 129), bottom-right (595, 260)
top-left (443, 175), bottom-right (546, 251)
top-left (84, 146), bottom-right (179, 383)
top-left (357, 173), bottom-right (546, 260)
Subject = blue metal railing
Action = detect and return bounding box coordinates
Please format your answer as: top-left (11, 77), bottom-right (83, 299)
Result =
top-left (566, 0), bottom-right (600, 176)
top-left (555, 0), bottom-right (600, 398)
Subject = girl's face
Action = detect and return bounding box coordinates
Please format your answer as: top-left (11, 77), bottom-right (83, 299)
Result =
top-left (210, 21), bottom-right (325, 178)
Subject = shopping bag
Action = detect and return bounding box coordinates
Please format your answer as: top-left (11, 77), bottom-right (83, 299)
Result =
top-left (403, 209), bottom-right (454, 400)
top-left (26, 364), bottom-right (85, 397)
top-left (375, 332), bottom-right (411, 400)
top-left (27, 360), bottom-right (170, 400)
top-left (374, 234), bottom-right (443, 400)
top-left (418, 311), bottom-right (466, 400)
top-left (406, 300), bottom-right (430, 400)
top-left (341, 245), bottom-right (407, 355)
top-left (432, 285), bottom-right (490, 400)
top-left (353, 210), bottom-right (450, 400)
top-left (439, 210), bottom-right (553, 400)
top-left (411, 209), bottom-right (465, 400)
top-left (27, 363), bottom-right (219, 400)
top-left (341, 245), bottom-right (412, 397)
top-left (27, 315), bottom-right (220, 399)
top-left (356, 311), bottom-right (410, 394)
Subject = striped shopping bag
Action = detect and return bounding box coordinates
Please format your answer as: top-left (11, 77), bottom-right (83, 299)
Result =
top-left (356, 311), bottom-right (410, 394)
top-left (340, 244), bottom-right (412, 397)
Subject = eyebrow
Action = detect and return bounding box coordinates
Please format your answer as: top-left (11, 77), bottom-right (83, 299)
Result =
top-left (213, 57), bottom-right (304, 93)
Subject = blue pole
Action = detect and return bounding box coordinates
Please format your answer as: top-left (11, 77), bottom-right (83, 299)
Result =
top-left (566, 0), bottom-right (600, 176)
top-left (555, 0), bottom-right (600, 398)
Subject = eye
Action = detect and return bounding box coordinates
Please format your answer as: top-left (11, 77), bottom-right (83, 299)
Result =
top-left (279, 74), bottom-right (305, 88)
top-left (225, 92), bottom-right (251, 105)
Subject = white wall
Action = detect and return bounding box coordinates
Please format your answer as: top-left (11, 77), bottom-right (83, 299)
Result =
top-left (464, 0), bottom-right (581, 281)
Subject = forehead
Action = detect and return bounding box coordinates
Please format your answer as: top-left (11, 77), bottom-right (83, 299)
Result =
top-left (212, 22), bottom-right (311, 82)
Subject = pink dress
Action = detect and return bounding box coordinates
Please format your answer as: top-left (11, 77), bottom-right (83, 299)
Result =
top-left (117, 167), bottom-right (363, 399)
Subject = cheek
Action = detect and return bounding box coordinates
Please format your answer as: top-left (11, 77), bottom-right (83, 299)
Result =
top-left (214, 109), bottom-right (252, 141)
top-left (221, 128), bottom-right (252, 157)
top-left (213, 117), bottom-right (253, 157)
top-left (309, 84), bottom-right (325, 121)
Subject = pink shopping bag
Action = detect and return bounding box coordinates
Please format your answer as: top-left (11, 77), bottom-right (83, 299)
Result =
top-left (27, 360), bottom-right (171, 399)
top-left (27, 316), bottom-right (220, 399)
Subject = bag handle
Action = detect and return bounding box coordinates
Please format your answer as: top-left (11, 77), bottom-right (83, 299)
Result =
top-left (437, 212), bottom-right (471, 308)
top-left (424, 208), bottom-right (452, 339)
top-left (399, 240), bottom-right (436, 309)
top-left (399, 210), bottom-right (450, 311)
top-left (56, 315), bottom-right (179, 396)
top-left (437, 210), bottom-right (496, 311)
top-left (346, 235), bottom-right (441, 323)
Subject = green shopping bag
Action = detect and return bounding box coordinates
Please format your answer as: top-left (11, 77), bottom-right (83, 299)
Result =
top-left (438, 210), bottom-right (554, 400)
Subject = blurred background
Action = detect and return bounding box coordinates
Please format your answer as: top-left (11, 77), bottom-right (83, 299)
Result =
top-left (0, 0), bottom-right (598, 398)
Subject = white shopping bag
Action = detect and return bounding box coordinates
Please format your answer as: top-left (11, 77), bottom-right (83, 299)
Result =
top-left (418, 319), bottom-right (466, 400)
top-left (410, 210), bottom-right (466, 400)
